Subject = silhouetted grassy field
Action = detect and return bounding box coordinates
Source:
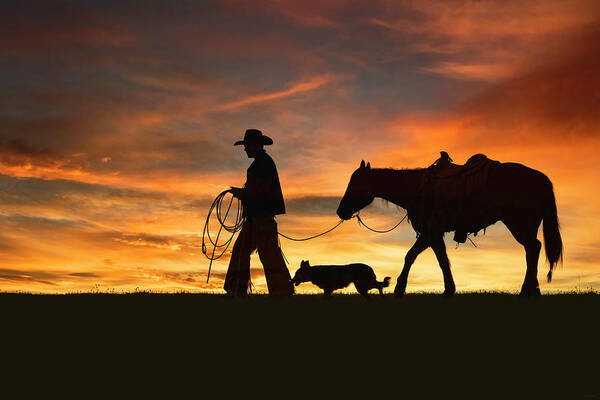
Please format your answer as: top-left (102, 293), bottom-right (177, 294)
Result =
top-left (2, 292), bottom-right (599, 398)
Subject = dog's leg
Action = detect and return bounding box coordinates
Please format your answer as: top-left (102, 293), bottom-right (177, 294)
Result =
top-left (368, 280), bottom-right (383, 297)
top-left (374, 276), bottom-right (390, 297)
top-left (355, 283), bottom-right (372, 301)
top-left (359, 290), bottom-right (372, 301)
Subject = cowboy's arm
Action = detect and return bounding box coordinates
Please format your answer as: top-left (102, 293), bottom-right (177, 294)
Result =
top-left (230, 170), bottom-right (272, 201)
top-left (237, 174), bottom-right (270, 202)
top-left (235, 160), bottom-right (273, 203)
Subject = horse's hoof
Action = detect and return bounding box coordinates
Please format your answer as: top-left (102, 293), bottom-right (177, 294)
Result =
top-left (442, 290), bottom-right (455, 297)
top-left (393, 290), bottom-right (405, 298)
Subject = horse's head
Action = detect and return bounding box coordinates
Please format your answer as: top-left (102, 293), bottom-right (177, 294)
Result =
top-left (337, 160), bottom-right (375, 220)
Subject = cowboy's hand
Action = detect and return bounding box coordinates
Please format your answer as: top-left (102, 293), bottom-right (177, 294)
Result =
top-left (229, 186), bottom-right (243, 199)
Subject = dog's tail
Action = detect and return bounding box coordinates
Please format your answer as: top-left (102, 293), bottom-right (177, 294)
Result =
top-left (377, 277), bottom-right (391, 289)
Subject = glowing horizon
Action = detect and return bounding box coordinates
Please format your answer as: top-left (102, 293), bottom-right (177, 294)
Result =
top-left (1, 0), bottom-right (599, 293)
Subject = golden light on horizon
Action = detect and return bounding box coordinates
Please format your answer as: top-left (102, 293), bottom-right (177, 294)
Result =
top-left (1, 0), bottom-right (599, 293)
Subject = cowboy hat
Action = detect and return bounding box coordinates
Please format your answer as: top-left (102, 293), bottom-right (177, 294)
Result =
top-left (234, 129), bottom-right (273, 146)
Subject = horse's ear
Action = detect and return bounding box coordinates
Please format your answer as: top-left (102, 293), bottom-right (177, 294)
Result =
top-left (366, 162), bottom-right (371, 169)
top-left (360, 160), bottom-right (365, 169)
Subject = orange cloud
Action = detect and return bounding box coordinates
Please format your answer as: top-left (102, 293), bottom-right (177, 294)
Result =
top-left (420, 62), bottom-right (514, 81)
top-left (214, 74), bottom-right (347, 111)
top-left (1, 0), bottom-right (599, 293)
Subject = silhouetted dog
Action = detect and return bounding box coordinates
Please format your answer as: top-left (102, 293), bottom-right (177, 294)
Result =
top-left (291, 260), bottom-right (390, 299)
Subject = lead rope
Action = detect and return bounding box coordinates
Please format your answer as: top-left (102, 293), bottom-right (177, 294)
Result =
top-left (277, 218), bottom-right (347, 266)
top-left (277, 219), bottom-right (346, 241)
top-left (356, 212), bottom-right (407, 233)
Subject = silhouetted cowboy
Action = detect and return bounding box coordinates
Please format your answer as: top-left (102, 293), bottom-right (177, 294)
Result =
top-left (225, 129), bottom-right (294, 297)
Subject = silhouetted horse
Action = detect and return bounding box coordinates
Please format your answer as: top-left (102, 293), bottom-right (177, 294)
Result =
top-left (336, 158), bottom-right (563, 296)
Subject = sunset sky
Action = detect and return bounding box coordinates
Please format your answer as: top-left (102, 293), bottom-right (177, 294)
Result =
top-left (1, 0), bottom-right (599, 293)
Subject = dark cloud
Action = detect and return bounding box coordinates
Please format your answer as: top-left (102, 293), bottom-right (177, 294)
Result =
top-left (0, 211), bottom-right (205, 264)
top-left (115, 268), bottom-right (260, 290)
top-left (185, 198), bottom-right (214, 210)
top-left (0, 214), bottom-right (93, 230)
top-left (286, 196), bottom-right (341, 216)
top-left (457, 26), bottom-right (600, 144)
top-left (0, 269), bottom-right (57, 286)
top-left (0, 174), bottom-right (164, 204)
top-left (0, 0), bottom-right (493, 182)
top-left (0, 268), bottom-right (101, 285)
top-left (126, 138), bottom-right (246, 174)
top-left (68, 272), bottom-right (102, 278)
top-left (0, 265), bottom-right (231, 290)
top-left (160, 270), bottom-right (227, 284)
top-left (0, 174), bottom-right (210, 232)
top-left (113, 232), bottom-right (186, 250)
top-left (0, 139), bottom-right (85, 169)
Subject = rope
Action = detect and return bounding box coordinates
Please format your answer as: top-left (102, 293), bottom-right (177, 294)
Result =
top-left (277, 219), bottom-right (346, 241)
top-left (202, 190), bottom-right (244, 283)
top-left (356, 212), bottom-right (407, 233)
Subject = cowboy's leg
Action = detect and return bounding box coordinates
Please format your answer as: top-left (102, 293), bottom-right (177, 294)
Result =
top-left (255, 217), bottom-right (294, 297)
top-left (224, 222), bottom-right (254, 296)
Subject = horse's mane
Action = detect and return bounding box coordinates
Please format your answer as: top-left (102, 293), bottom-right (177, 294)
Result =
top-left (372, 167), bottom-right (426, 172)
top-left (369, 168), bottom-right (425, 210)
top-left (370, 167), bottom-right (427, 180)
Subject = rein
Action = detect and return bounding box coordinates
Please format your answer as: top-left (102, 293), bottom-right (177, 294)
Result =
top-left (355, 212), bottom-right (407, 233)
top-left (277, 219), bottom-right (346, 241)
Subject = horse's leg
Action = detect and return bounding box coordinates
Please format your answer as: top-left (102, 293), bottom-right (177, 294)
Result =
top-left (430, 235), bottom-right (455, 296)
top-left (504, 218), bottom-right (542, 296)
top-left (394, 235), bottom-right (429, 297)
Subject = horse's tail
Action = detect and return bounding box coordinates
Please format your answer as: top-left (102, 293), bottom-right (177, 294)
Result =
top-left (543, 181), bottom-right (563, 282)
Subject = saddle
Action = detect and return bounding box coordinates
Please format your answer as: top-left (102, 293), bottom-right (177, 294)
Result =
top-left (427, 152), bottom-right (493, 178)
top-left (420, 152), bottom-right (500, 243)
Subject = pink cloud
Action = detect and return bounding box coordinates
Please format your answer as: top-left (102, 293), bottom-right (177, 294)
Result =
top-left (214, 74), bottom-right (349, 111)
